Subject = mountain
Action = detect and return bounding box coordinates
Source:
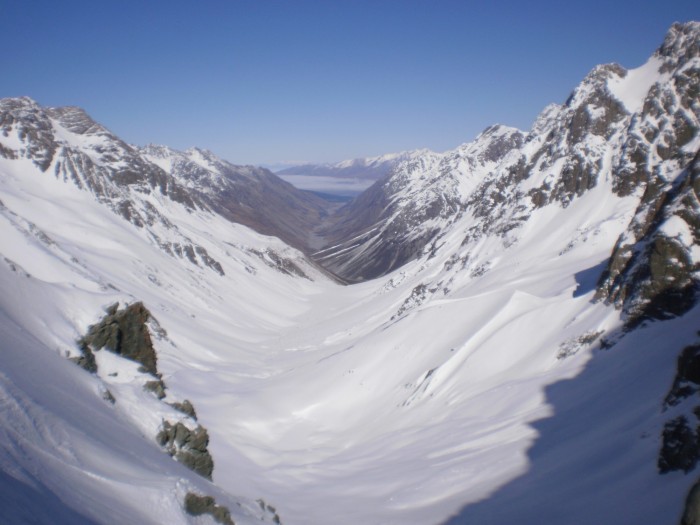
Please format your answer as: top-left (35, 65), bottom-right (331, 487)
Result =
top-left (141, 144), bottom-right (333, 254)
top-left (276, 150), bottom-right (431, 181)
top-left (315, 22), bottom-right (700, 289)
top-left (314, 125), bottom-right (525, 281)
top-left (0, 97), bottom-right (332, 259)
top-left (0, 97), bottom-right (330, 525)
top-left (0, 21), bottom-right (699, 525)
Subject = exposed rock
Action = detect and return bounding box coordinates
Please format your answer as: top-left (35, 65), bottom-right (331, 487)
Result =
top-left (596, 151), bottom-right (700, 327)
top-left (256, 499), bottom-right (283, 524)
top-left (70, 343), bottom-right (97, 373)
top-left (681, 479), bottom-right (700, 525)
top-left (659, 416), bottom-right (699, 473)
top-left (556, 331), bottom-right (603, 360)
top-left (394, 284), bottom-right (430, 319)
top-left (144, 379), bottom-right (166, 400)
top-left (101, 389), bottom-right (116, 405)
top-left (659, 338), bottom-right (700, 478)
top-left (79, 302), bottom-right (158, 375)
top-left (184, 492), bottom-right (234, 525)
top-left (169, 399), bottom-right (197, 420)
top-left (157, 421), bottom-right (214, 480)
top-left (665, 344), bottom-right (700, 408)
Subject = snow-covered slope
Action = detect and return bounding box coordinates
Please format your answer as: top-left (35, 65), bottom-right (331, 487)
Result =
top-left (0, 97), bottom-right (330, 524)
top-left (0, 21), bottom-right (699, 525)
top-left (142, 144), bottom-right (332, 254)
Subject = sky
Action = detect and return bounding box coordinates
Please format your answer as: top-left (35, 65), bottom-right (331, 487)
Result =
top-left (2, 1), bottom-right (698, 166)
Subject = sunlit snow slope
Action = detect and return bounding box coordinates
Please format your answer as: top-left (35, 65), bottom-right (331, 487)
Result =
top-left (1, 21), bottom-right (699, 525)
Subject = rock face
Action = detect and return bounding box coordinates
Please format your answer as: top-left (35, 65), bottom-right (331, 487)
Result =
top-left (78, 302), bottom-right (158, 375)
top-left (682, 480), bottom-right (700, 525)
top-left (659, 340), bottom-right (700, 522)
top-left (659, 342), bottom-right (700, 475)
top-left (184, 492), bottom-right (235, 525)
top-left (157, 421), bottom-right (214, 480)
top-left (659, 416), bottom-right (700, 473)
top-left (594, 23), bottom-right (700, 325)
top-left (596, 151), bottom-right (700, 327)
top-left (665, 344), bottom-right (700, 408)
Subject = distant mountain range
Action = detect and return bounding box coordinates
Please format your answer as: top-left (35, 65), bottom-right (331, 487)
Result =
top-left (276, 150), bottom-right (431, 181)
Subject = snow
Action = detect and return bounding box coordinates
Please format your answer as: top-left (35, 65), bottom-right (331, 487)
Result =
top-left (2, 141), bottom-right (694, 524)
top-left (2, 32), bottom-right (700, 523)
top-left (608, 55), bottom-right (664, 114)
top-left (661, 214), bottom-right (695, 246)
top-left (185, 147), bottom-right (220, 174)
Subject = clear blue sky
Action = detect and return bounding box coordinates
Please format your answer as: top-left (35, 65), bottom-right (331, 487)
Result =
top-left (2, 1), bottom-right (697, 166)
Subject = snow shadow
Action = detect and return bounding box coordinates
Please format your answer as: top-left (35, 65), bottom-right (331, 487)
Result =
top-left (0, 469), bottom-right (100, 525)
top-left (572, 260), bottom-right (608, 298)
top-left (439, 315), bottom-right (685, 525)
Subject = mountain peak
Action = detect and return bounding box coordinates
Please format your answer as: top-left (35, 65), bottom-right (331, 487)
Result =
top-left (658, 21), bottom-right (700, 63)
top-left (47, 105), bottom-right (110, 136)
top-left (0, 95), bottom-right (41, 112)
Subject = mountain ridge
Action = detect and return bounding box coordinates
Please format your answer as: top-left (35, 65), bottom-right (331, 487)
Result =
top-left (275, 148), bottom-right (433, 181)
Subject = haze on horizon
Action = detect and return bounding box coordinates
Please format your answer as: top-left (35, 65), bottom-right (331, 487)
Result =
top-left (2, 0), bottom-right (697, 166)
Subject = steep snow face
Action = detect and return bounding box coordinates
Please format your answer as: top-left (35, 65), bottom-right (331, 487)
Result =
top-left (1, 21), bottom-right (700, 525)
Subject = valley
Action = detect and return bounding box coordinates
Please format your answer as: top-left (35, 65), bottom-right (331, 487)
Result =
top-left (0, 21), bottom-right (698, 525)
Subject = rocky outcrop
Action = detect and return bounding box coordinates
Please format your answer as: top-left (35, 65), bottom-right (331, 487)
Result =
top-left (247, 248), bottom-right (310, 279)
top-left (657, 339), bottom-right (700, 525)
top-left (184, 492), bottom-right (235, 525)
top-left (157, 421), bottom-right (214, 480)
top-left (681, 479), bottom-right (700, 525)
top-left (596, 151), bottom-right (700, 327)
top-left (659, 342), bottom-right (700, 476)
top-left (256, 499), bottom-right (283, 524)
top-left (77, 302), bottom-right (158, 375)
top-left (665, 344), bottom-right (700, 408)
top-left (659, 416), bottom-right (700, 473)
top-left (169, 399), bottom-right (197, 420)
top-left (74, 302), bottom-right (214, 480)
top-left (592, 23), bottom-right (700, 326)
